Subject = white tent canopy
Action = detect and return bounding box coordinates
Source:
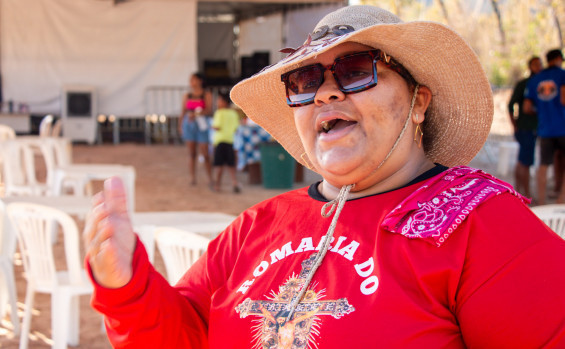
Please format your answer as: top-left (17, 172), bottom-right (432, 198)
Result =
top-left (0, 0), bottom-right (343, 117)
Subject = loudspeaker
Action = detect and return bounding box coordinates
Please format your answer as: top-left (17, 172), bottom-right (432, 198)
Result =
top-left (253, 52), bottom-right (270, 71)
top-left (240, 52), bottom-right (270, 80)
top-left (62, 86), bottom-right (97, 144)
top-left (203, 60), bottom-right (231, 87)
top-left (240, 56), bottom-right (256, 79)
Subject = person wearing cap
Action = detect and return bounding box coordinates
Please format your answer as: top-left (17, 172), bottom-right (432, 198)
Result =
top-left (84, 6), bottom-right (565, 348)
top-left (524, 49), bottom-right (565, 205)
top-left (508, 56), bottom-right (542, 198)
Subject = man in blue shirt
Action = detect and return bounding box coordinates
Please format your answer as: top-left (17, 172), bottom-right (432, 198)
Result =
top-left (524, 49), bottom-right (565, 205)
top-left (508, 56), bottom-right (542, 198)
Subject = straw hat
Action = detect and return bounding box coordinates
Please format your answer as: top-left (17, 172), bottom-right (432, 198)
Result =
top-left (230, 5), bottom-right (493, 170)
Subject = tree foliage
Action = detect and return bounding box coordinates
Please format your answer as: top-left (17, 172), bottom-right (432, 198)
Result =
top-left (359, 0), bottom-right (565, 87)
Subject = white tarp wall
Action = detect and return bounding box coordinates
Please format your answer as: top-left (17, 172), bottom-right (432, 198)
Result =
top-left (238, 13), bottom-right (284, 69)
top-left (237, 3), bottom-right (343, 72)
top-left (284, 4), bottom-right (343, 48)
top-left (198, 22), bottom-right (235, 76)
top-left (0, 0), bottom-right (197, 116)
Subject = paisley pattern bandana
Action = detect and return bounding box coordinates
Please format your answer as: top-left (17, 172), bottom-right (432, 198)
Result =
top-left (381, 166), bottom-right (530, 247)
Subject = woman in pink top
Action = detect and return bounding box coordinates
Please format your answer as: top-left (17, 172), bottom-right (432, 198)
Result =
top-left (178, 72), bottom-right (213, 186)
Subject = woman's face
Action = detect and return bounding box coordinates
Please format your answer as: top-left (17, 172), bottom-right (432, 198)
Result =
top-left (292, 42), bottom-right (430, 189)
top-left (190, 75), bottom-right (202, 89)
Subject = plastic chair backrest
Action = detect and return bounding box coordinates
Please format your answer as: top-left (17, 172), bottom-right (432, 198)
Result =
top-left (39, 115), bottom-right (54, 137)
top-left (2, 137), bottom-right (70, 196)
top-left (530, 204), bottom-right (565, 239)
top-left (0, 125), bottom-right (16, 141)
top-left (135, 225), bottom-right (156, 263)
top-left (0, 199), bottom-right (16, 260)
top-left (155, 227), bottom-right (210, 285)
top-left (51, 119), bottom-right (62, 137)
top-left (6, 202), bottom-right (82, 289)
top-left (0, 199), bottom-right (20, 335)
top-left (0, 200), bottom-right (6, 254)
top-left (48, 137), bottom-right (71, 167)
top-left (2, 139), bottom-right (38, 193)
top-left (37, 137), bottom-right (72, 190)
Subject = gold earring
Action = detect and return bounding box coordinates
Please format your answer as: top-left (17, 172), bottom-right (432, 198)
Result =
top-left (300, 152), bottom-right (314, 170)
top-left (414, 114), bottom-right (423, 149)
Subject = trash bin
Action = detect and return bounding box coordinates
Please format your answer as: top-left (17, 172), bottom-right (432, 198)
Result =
top-left (259, 142), bottom-right (295, 189)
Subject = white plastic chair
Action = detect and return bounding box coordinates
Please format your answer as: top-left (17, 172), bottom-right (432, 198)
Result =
top-left (51, 119), bottom-right (63, 137)
top-left (35, 137), bottom-right (137, 212)
top-left (0, 124), bottom-right (17, 186)
top-left (155, 227), bottom-right (210, 285)
top-left (0, 125), bottom-right (16, 140)
top-left (530, 204), bottom-right (565, 239)
top-left (2, 139), bottom-right (50, 196)
top-left (0, 199), bottom-right (20, 335)
top-left (38, 115), bottom-right (54, 137)
top-left (6, 202), bottom-right (93, 349)
top-left (134, 225), bottom-right (156, 264)
top-left (35, 137), bottom-right (73, 193)
top-left (52, 164), bottom-right (136, 212)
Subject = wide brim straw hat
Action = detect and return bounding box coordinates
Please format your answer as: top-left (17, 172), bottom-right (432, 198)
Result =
top-left (230, 5), bottom-right (493, 170)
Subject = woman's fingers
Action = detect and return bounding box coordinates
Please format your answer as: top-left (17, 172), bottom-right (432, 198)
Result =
top-left (84, 177), bottom-right (130, 254)
top-left (84, 193), bottom-right (108, 248)
top-left (104, 177), bottom-right (129, 216)
top-left (92, 190), bottom-right (104, 206)
top-left (83, 176), bottom-right (136, 288)
top-left (87, 215), bottom-right (113, 257)
top-left (103, 176), bottom-right (136, 252)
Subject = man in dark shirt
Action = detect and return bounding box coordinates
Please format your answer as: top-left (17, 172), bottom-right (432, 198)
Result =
top-left (508, 56), bottom-right (542, 198)
top-left (524, 49), bottom-right (565, 204)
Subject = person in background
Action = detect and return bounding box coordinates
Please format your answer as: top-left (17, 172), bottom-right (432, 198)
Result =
top-left (85, 6), bottom-right (565, 348)
top-left (178, 72), bottom-right (214, 186)
top-left (233, 106), bottom-right (249, 172)
top-left (508, 56), bottom-right (542, 198)
top-left (524, 49), bottom-right (565, 205)
top-left (211, 90), bottom-right (241, 193)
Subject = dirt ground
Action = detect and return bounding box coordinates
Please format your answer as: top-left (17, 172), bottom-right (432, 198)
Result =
top-left (0, 143), bottom-right (321, 348)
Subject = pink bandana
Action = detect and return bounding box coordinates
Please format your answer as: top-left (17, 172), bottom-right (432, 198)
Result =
top-left (381, 166), bottom-right (530, 247)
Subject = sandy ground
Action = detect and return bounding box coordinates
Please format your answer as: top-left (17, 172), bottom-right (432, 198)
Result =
top-left (0, 89), bottom-right (546, 348)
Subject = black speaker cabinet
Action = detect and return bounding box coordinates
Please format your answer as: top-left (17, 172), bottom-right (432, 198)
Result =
top-left (240, 52), bottom-right (270, 80)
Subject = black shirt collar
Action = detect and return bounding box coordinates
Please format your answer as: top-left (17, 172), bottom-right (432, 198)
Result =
top-left (307, 164), bottom-right (448, 202)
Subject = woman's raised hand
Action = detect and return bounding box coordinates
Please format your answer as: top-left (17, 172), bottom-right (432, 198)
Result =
top-left (84, 177), bottom-right (137, 289)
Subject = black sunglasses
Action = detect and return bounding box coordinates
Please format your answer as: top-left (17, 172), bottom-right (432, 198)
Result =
top-left (280, 50), bottom-right (415, 107)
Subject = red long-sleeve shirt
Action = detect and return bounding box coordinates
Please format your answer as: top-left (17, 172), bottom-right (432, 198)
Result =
top-left (89, 166), bottom-right (565, 348)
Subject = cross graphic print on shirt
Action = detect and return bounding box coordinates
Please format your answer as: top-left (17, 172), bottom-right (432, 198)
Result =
top-left (235, 253), bottom-right (355, 349)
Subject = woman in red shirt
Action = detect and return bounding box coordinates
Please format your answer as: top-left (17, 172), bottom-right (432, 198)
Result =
top-left (85, 5), bottom-right (565, 348)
